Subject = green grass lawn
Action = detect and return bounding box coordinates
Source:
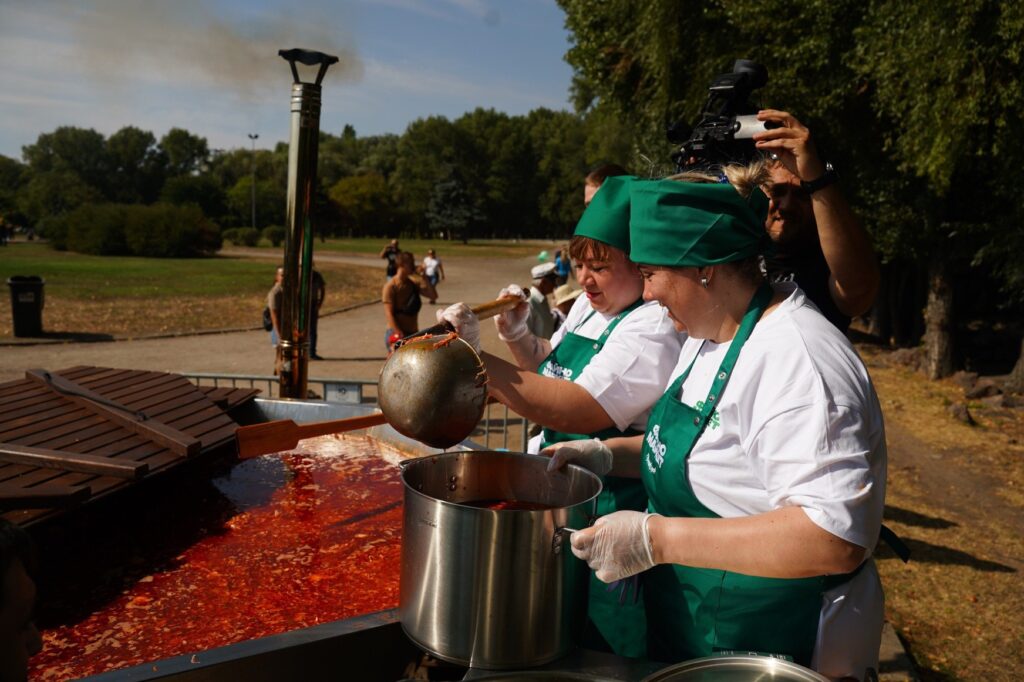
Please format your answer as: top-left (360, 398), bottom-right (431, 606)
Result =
top-left (1, 242), bottom-right (285, 300)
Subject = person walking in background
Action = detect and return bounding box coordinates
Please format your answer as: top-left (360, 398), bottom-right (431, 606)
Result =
top-left (309, 267), bottom-right (326, 360)
top-left (382, 251), bottom-right (437, 351)
top-left (267, 266), bottom-right (284, 374)
top-left (526, 262), bottom-right (558, 340)
top-left (421, 248), bottom-right (445, 303)
top-left (554, 249), bottom-right (570, 285)
top-left (379, 239), bottom-right (401, 278)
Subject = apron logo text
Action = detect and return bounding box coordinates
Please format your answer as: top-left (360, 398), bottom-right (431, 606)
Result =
top-left (645, 424), bottom-right (667, 473)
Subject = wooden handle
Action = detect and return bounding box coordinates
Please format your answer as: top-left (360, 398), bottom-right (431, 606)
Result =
top-left (236, 412), bottom-right (388, 460)
top-left (470, 295), bottom-right (524, 320)
top-left (399, 295), bottom-right (523, 342)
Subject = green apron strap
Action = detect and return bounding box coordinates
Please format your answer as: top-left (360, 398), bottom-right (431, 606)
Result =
top-left (684, 284), bottom-right (773, 448)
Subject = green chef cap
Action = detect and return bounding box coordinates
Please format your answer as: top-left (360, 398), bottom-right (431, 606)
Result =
top-left (573, 175), bottom-right (637, 254)
top-left (628, 179), bottom-right (771, 267)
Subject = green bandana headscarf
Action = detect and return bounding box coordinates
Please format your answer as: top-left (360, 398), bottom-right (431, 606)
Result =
top-left (573, 175), bottom-right (636, 253)
top-left (628, 179), bottom-right (770, 267)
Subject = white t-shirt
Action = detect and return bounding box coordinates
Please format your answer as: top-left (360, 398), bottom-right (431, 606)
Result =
top-left (528, 295), bottom-right (684, 453)
top-left (422, 256), bottom-right (440, 277)
top-left (666, 283), bottom-right (886, 678)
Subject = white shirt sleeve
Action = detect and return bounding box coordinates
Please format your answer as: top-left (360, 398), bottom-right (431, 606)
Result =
top-left (745, 400), bottom-right (884, 549)
top-left (573, 303), bottom-right (684, 432)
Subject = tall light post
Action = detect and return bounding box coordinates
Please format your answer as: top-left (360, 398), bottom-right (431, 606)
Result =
top-left (247, 133), bottom-right (259, 229)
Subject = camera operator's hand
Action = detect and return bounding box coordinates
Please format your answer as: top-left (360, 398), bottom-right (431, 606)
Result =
top-left (753, 109), bottom-right (826, 184)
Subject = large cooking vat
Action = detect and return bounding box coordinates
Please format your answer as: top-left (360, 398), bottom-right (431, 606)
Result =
top-left (400, 451), bottom-right (602, 670)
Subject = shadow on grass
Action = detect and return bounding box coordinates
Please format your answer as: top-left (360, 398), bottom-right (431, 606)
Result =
top-left (876, 535), bottom-right (1016, 572)
top-left (884, 504), bottom-right (959, 530)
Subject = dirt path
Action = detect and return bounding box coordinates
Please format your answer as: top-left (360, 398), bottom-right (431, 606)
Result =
top-left (0, 254), bottom-right (534, 385)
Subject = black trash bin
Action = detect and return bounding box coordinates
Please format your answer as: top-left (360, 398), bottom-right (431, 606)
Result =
top-left (7, 276), bottom-right (45, 337)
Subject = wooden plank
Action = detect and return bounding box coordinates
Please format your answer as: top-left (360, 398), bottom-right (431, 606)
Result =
top-left (15, 415), bottom-right (107, 448)
top-left (0, 395), bottom-right (71, 423)
top-left (57, 365), bottom-right (112, 381)
top-left (105, 377), bottom-right (197, 408)
top-left (193, 421), bottom-right (240, 449)
top-left (72, 367), bottom-right (147, 390)
top-left (0, 411), bottom-right (96, 444)
top-left (121, 383), bottom-right (205, 414)
top-left (156, 401), bottom-right (224, 428)
top-left (0, 443), bottom-right (148, 479)
top-left (0, 379), bottom-right (36, 399)
top-left (44, 427), bottom-right (135, 456)
top-left (25, 369), bottom-right (200, 457)
top-left (0, 484), bottom-right (91, 509)
top-left (0, 401), bottom-right (87, 432)
top-left (100, 373), bottom-right (184, 401)
top-left (199, 387), bottom-right (260, 410)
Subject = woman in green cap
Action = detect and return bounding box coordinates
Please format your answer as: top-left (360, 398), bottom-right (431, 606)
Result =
top-left (557, 162), bottom-right (889, 679)
top-left (437, 175), bottom-right (684, 658)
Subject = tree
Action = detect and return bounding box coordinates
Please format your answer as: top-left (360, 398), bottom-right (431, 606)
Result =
top-left (849, 0), bottom-right (1024, 378)
top-left (0, 155), bottom-right (27, 217)
top-left (160, 128), bottom-right (209, 177)
top-left (18, 170), bottom-right (103, 224)
top-left (21, 127), bottom-right (110, 201)
top-left (328, 173), bottom-right (394, 236)
top-left (426, 167), bottom-right (484, 243)
top-left (392, 116), bottom-right (468, 233)
top-left (161, 174), bottom-right (228, 220)
top-left (226, 176), bottom-right (284, 229)
top-left (556, 0), bottom-right (1024, 379)
top-left (106, 126), bottom-right (166, 204)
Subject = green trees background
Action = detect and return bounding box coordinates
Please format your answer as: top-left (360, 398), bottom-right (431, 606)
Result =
top-left (558, 0), bottom-right (1024, 381)
top-left (2, 0), bottom-right (1022, 379)
top-left (0, 107), bottom-right (606, 252)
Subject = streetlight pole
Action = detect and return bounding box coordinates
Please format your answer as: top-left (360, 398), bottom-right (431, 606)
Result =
top-left (248, 133), bottom-right (259, 229)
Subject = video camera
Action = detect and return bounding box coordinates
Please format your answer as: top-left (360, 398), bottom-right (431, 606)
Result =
top-left (668, 59), bottom-right (776, 172)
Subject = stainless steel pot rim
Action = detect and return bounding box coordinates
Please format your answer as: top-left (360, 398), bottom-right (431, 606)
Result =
top-left (400, 451), bottom-right (603, 510)
top-left (641, 654), bottom-right (831, 681)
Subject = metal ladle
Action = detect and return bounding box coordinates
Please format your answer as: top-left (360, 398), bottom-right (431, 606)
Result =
top-left (377, 296), bottom-right (521, 448)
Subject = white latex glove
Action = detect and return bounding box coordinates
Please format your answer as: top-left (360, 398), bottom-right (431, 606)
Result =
top-left (436, 303), bottom-right (480, 352)
top-left (494, 284), bottom-right (530, 342)
top-left (570, 511), bottom-right (658, 583)
top-left (542, 438), bottom-right (613, 477)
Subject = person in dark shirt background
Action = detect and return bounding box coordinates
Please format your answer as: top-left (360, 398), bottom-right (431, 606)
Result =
top-left (753, 109), bottom-right (879, 333)
top-left (379, 239), bottom-right (401, 278)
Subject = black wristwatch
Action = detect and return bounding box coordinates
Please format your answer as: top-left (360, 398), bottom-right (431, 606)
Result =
top-left (800, 162), bottom-right (838, 194)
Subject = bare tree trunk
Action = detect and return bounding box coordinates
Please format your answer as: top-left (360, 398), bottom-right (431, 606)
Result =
top-left (924, 255), bottom-right (954, 379)
top-left (1006, 337), bottom-right (1024, 393)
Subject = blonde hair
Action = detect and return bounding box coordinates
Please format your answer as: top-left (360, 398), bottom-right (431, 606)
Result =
top-left (666, 159), bottom-right (770, 199)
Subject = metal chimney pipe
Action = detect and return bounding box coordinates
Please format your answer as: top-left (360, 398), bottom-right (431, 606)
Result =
top-left (277, 48), bottom-right (338, 399)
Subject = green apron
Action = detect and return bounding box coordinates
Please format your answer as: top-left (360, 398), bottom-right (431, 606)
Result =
top-left (639, 284), bottom-right (857, 666)
top-left (538, 298), bottom-right (648, 658)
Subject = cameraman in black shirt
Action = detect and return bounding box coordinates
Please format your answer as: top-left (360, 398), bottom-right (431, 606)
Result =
top-left (753, 109), bottom-right (880, 333)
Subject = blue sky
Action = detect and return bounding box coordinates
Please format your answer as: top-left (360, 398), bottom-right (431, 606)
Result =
top-left (0, 0), bottom-right (575, 160)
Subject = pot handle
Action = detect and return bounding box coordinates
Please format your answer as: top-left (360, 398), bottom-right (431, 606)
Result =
top-left (551, 526), bottom-right (578, 555)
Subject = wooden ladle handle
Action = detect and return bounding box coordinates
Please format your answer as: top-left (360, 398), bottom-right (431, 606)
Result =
top-left (398, 295), bottom-right (523, 342)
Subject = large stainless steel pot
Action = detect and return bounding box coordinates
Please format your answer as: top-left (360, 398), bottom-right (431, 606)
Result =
top-left (399, 451), bottom-right (602, 670)
top-left (642, 655), bottom-right (831, 681)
